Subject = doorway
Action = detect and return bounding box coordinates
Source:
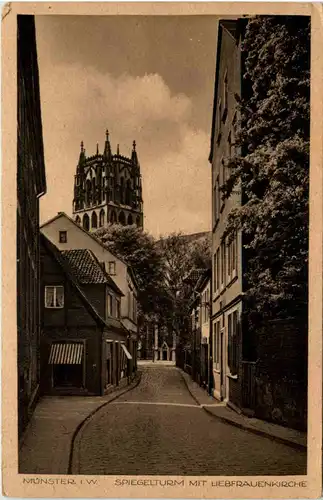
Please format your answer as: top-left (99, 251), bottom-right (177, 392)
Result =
top-left (53, 364), bottom-right (83, 388)
top-left (220, 329), bottom-right (226, 400)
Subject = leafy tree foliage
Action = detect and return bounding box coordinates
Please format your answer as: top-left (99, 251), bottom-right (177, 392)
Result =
top-left (95, 224), bottom-right (171, 320)
top-left (95, 226), bottom-right (211, 344)
top-left (158, 232), bottom-right (212, 341)
top-left (223, 16), bottom-right (310, 325)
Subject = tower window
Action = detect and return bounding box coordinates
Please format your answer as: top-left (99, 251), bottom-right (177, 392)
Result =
top-left (91, 211), bottom-right (98, 229)
top-left (99, 209), bottom-right (105, 227)
top-left (59, 231), bottom-right (67, 243)
top-left (83, 213), bottom-right (90, 231)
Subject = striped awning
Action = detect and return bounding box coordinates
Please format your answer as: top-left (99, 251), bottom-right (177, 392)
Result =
top-left (121, 343), bottom-right (132, 360)
top-left (49, 343), bottom-right (84, 365)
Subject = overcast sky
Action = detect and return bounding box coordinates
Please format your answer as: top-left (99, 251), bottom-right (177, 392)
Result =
top-left (36, 15), bottom-right (218, 237)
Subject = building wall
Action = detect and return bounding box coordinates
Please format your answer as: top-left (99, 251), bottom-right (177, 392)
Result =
top-left (17, 15), bottom-right (46, 437)
top-left (210, 22), bottom-right (243, 403)
top-left (40, 239), bottom-right (105, 395)
top-left (41, 326), bottom-right (102, 395)
top-left (41, 216), bottom-right (138, 335)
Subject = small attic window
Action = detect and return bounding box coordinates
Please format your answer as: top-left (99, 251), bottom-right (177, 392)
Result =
top-left (108, 261), bottom-right (116, 275)
top-left (59, 231), bottom-right (67, 244)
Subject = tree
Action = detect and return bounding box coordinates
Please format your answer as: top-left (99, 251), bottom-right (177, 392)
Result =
top-left (157, 232), bottom-right (212, 343)
top-left (223, 16), bottom-right (310, 326)
top-left (94, 224), bottom-right (171, 320)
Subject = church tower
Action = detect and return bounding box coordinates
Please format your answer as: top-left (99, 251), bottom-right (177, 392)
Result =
top-left (72, 129), bottom-right (144, 232)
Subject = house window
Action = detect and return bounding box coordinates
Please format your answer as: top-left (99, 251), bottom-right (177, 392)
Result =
top-left (105, 341), bottom-right (113, 386)
top-left (134, 297), bottom-right (137, 322)
top-left (128, 290), bottom-right (133, 319)
top-left (222, 69), bottom-right (228, 123)
top-left (213, 176), bottom-right (220, 224)
top-left (221, 241), bottom-right (226, 287)
top-left (215, 248), bottom-right (220, 293)
top-left (59, 231), bottom-right (67, 243)
top-left (116, 298), bottom-right (121, 319)
top-left (228, 310), bottom-right (239, 376)
top-left (132, 295), bottom-right (137, 322)
top-left (45, 286), bottom-right (64, 308)
top-left (227, 232), bottom-right (237, 282)
top-left (108, 261), bottom-right (116, 275)
top-left (213, 321), bottom-right (221, 371)
top-left (107, 294), bottom-right (113, 317)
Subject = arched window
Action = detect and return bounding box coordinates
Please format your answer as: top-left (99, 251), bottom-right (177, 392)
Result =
top-left (136, 216), bottom-right (141, 227)
top-left (126, 180), bottom-right (132, 206)
top-left (85, 180), bottom-right (91, 207)
top-left (99, 209), bottom-right (105, 227)
top-left (110, 210), bottom-right (117, 224)
top-left (120, 177), bottom-right (125, 204)
top-left (92, 211), bottom-right (98, 229)
top-left (75, 215), bottom-right (81, 225)
top-left (92, 178), bottom-right (96, 205)
top-left (127, 214), bottom-right (133, 225)
top-left (83, 213), bottom-right (90, 231)
top-left (119, 211), bottom-right (126, 225)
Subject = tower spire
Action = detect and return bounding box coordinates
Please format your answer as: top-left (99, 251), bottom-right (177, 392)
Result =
top-left (103, 128), bottom-right (112, 159)
top-left (131, 139), bottom-right (138, 165)
top-left (77, 141), bottom-right (86, 172)
top-left (96, 142), bottom-right (99, 155)
top-left (117, 144), bottom-right (120, 155)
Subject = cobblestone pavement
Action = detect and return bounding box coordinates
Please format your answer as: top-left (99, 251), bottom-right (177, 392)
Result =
top-left (73, 366), bottom-right (307, 476)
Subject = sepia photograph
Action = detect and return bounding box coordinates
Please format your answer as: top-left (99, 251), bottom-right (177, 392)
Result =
top-left (2, 2), bottom-right (323, 498)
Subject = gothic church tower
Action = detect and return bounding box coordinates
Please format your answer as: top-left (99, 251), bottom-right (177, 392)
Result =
top-left (72, 130), bottom-right (143, 232)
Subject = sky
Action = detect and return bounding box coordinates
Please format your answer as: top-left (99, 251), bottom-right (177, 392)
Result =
top-left (36, 15), bottom-right (218, 237)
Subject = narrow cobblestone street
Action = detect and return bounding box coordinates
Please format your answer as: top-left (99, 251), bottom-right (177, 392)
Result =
top-left (72, 365), bottom-right (306, 476)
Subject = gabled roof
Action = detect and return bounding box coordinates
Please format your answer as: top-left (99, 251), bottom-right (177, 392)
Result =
top-left (40, 233), bottom-right (128, 336)
top-left (195, 268), bottom-right (211, 293)
top-left (61, 249), bottom-right (124, 296)
top-left (40, 212), bottom-right (128, 266)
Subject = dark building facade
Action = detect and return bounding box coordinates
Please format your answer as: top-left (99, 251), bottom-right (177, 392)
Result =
top-left (17, 15), bottom-right (47, 438)
top-left (40, 235), bottom-right (134, 396)
top-left (72, 131), bottom-right (143, 232)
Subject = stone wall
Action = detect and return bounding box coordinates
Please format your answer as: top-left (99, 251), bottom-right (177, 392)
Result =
top-left (255, 318), bottom-right (307, 431)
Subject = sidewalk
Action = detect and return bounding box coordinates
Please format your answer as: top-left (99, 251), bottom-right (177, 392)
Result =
top-left (179, 369), bottom-right (307, 451)
top-left (19, 374), bottom-right (141, 475)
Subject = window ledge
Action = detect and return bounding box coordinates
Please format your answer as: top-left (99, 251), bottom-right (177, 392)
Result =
top-left (213, 368), bottom-right (221, 374)
top-left (226, 275), bottom-right (238, 289)
top-left (227, 373), bottom-right (238, 380)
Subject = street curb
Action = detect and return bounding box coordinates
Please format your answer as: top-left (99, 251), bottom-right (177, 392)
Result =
top-left (68, 371), bottom-right (142, 474)
top-left (202, 406), bottom-right (307, 452)
top-left (178, 368), bottom-right (215, 407)
top-left (178, 369), bottom-right (307, 452)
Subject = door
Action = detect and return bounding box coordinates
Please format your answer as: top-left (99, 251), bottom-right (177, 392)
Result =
top-left (220, 329), bottom-right (226, 400)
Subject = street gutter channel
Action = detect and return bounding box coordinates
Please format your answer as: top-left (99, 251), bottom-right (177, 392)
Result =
top-left (68, 371), bottom-right (142, 474)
